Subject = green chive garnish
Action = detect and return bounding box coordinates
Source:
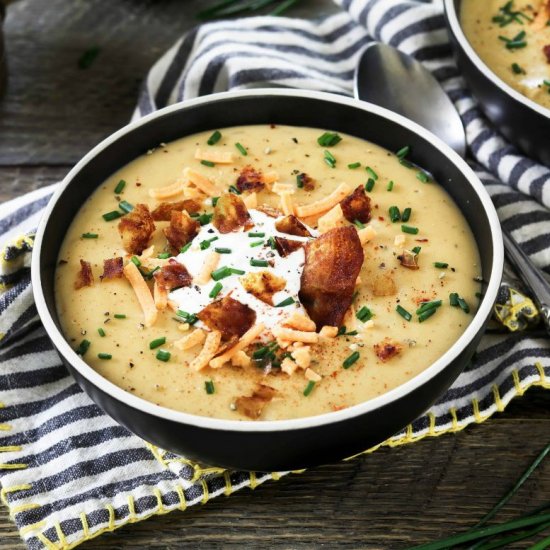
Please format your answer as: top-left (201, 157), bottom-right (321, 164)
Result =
top-left (211, 266), bottom-right (232, 281)
top-left (205, 380), bottom-right (215, 394)
top-left (389, 206), bottom-right (401, 223)
top-left (365, 178), bottom-right (375, 192)
top-left (268, 237), bottom-right (276, 249)
top-left (511, 62), bottom-right (525, 74)
top-left (176, 310), bottom-right (198, 324)
top-left (348, 162), bottom-right (361, 169)
top-left (81, 232), bottom-right (98, 239)
top-left (149, 337), bottom-right (166, 350)
top-left (449, 292), bottom-right (459, 307)
top-left (228, 185), bottom-right (241, 195)
top-left (317, 132), bottom-right (342, 147)
top-left (198, 213), bottom-right (213, 226)
top-left (211, 196), bottom-right (219, 206)
top-left (207, 130), bottom-right (221, 145)
top-left (209, 282), bottom-right (223, 298)
top-left (119, 200), bottom-right (134, 213)
top-left (337, 326), bottom-right (358, 336)
top-left (214, 247), bottom-right (231, 254)
top-left (200, 236), bottom-right (219, 250)
top-left (416, 300), bottom-right (442, 315)
top-left (142, 266), bottom-right (160, 280)
top-left (114, 179), bottom-right (126, 194)
top-left (76, 339), bottom-right (91, 356)
top-left (433, 262), bottom-right (448, 269)
top-left (201, 160), bottom-right (215, 167)
top-left (230, 267), bottom-right (245, 275)
top-left (97, 328), bottom-right (106, 337)
top-left (396, 305), bottom-right (412, 321)
top-left (303, 381), bottom-right (316, 396)
top-left (157, 252), bottom-right (170, 259)
top-left (416, 171), bottom-right (430, 183)
top-left (180, 242), bottom-right (192, 254)
top-left (323, 149), bottom-right (336, 168)
top-left (343, 351), bottom-right (360, 369)
top-left (418, 308), bottom-right (438, 323)
top-left (296, 173), bottom-right (305, 188)
top-left (354, 220), bottom-right (365, 229)
top-left (131, 256), bottom-right (141, 267)
top-left (248, 232), bottom-right (265, 238)
top-left (250, 259), bottom-right (269, 268)
top-left (156, 349), bottom-right (171, 362)
top-left (274, 297), bottom-right (295, 308)
top-left (401, 225), bottom-right (419, 235)
top-left (401, 207), bottom-right (412, 222)
top-left (400, 158), bottom-right (413, 168)
top-left (387, 180), bottom-right (394, 191)
top-left (98, 353), bottom-right (112, 360)
top-left (396, 145), bottom-right (410, 159)
top-left (114, 314), bottom-right (126, 319)
top-left (250, 241), bottom-right (264, 248)
top-left (235, 142), bottom-right (247, 156)
top-left (356, 306), bottom-right (373, 322)
top-left (365, 167), bottom-right (378, 180)
top-left (411, 246), bottom-right (422, 254)
top-left (102, 210), bottom-right (121, 222)
top-left (457, 297), bottom-right (470, 313)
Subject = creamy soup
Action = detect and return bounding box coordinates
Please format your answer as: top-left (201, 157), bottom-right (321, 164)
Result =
top-left (461, 0), bottom-right (550, 110)
top-left (55, 125), bottom-right (480, 421)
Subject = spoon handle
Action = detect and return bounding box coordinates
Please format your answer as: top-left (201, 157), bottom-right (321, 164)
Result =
top-left (502, 228), bottom-right (550, 335)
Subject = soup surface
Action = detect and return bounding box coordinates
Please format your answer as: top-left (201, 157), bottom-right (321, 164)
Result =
top-left (55, 125), bottom-right (480, 421)
top-left (461, 0), bottom-right (550, 110)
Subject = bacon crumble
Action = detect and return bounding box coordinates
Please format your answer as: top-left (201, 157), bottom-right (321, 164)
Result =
top-left (544, 44), bottom-right (550, 63)
top-left (235, 384), bottom-right (277, 419)
top-left (374, 338), bottom-right (402, 362)
top-left (100, 257), bottom-right (124, 280)
top-left (274, 236), bottom-right (304, 257)
top-left (198, 296), bottom-right (257, 340)
top-left (212, 193), bottom-right (253, 233)
top-left (164, 210), bottom-right (199, 254)
top-left (74, 259), bottom-right (94, 289)
top-left (340, 185), bottom-right (372, 224)
top-left (154, 259), bottom-right (192, 291)
top-left (275, 215), bottom-right (312, 237)
top-left (118, 204), bottom-right (156, 255)
top-left (151, 200), bottom-right (201, 221)
top-left (236, 165), bottom-right (265, 193)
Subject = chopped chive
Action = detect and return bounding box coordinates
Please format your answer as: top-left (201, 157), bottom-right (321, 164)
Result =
top-left (457, 297), bottom-right (470, 313)
top-left (235, 142), bottom-right (247, 156)
top-left (156, 349), bottom-right (171, 362)
top-left (253, 342), bottom-right (278, 359)
top-left (180, 242), bottom-right (192, 254)
top-left (401, 225), bottom-right (419, 235)
top-left (416, 300), bottom-right (442, 315)
top-left (209, 282), bottom-right (223, 298)
top-left (323, 149), bottom-right (336, 168)
top-left (207, 130), bottom-right (222, 145)
top-left (214, 247), bottom-right (232, 254)
top-left (114, 179), bottom-right (126, 194)
top-left (348, 162), bottom-right (361, 169)
top-left (399, 158), bottom-right (413, 168)
top-left (354, 220), bottom-right (366, 229)
top-left (200, 236), bottom-right (219, 250)
top-left (416, 171), bottom-right (430, 183)
top-left (389, 206), bottom-right (401, 223)
top-left (114, 314), bottom-right (126, 319)
top-left (365, 167), bottom-right (378, 180)
top-left (296, 173), bottom-right (305, 188)
top-left (365, 178), bottom-right (375, 192)
top-left (268, 237), bottom-right (276, 249)
top-left (343, 351), bottom-right (360, 369)
top-left (211, 266), bottom-right (232, 281)
top-left (98, 353), bottom-right (112, 360)
top-left (97, 328), bottom-right (106, 337)
top-left (250, 240), bottom-right (264, 248)
top-left (76, 339), bottom-right (91, 356)
top-left (317, 132), bottom-right (342, 147)
top-left (119, 200), bottom-right (134, 214)
top-left (303, 380), bottom-right (316, 396)
top-left (142, 266), bottom-right (160, 280)
top-left (230, 267), bottom-right (245, 275)
top-left (157, 252), bottom-right (171, 259)
top-left (248, 232), bottom-right (265, 238)
top-left (102, 210), bottom-right (122, 222)
top-left (387, 180), bottom-right (394, 191)
top-left (274, 297), bottom-right (295, 307)
top-left (337, 326), bottom-right (358, 336)
top-left (396, 305), bottom-right (412, 322)
top-left (433, 262), bottom-right (448, 269)
top-left (356, 306), bottom-right (373, 322)
top-left (511, 62), bottom-right (525, 74)
top-left (81, 232), bottom-right (98, 239)
top-left (401, 207), bottom-right (412, 222)
top-left (205, 380), bottom-right (215, 394)
top-left (475, 292), bottom-right (483, 299)
top-left (201, 160), bottom-right (216, 167)
top-left (418, 307), bottom-right (437, 323)
top-left (396, 145), bottom-right (410, 159)
top-left (211, 196), bottom-right (219, 206)
top-left (198, 213), bottom-right (213, 225)
top-left (449, 292), bottom-right (459, 307)
top-left (250, 259), bottom-right (269, 268)
top-left (228, 184), bottom-right (241, 194)
top-left (176, 310), bottom-right (198, 325)
top-left (131, 256), bottom-right (141, 267)
top-left (411, 246), bottom-right (422, 254)
top-left (149, 337), bottom-right (166, 349)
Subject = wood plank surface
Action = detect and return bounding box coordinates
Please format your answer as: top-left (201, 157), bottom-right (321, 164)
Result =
top-left (0, 0), bottom-right (549, 548)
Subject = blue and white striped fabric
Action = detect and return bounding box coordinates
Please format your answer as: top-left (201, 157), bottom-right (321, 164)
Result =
top-left (1, 1), bottom-right (550, 548)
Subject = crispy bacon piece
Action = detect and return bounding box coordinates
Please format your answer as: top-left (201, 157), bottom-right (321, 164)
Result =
top-left (299, 226), bottom-right (364, 328)
top-left (257, 204), bottom-right (283, 218)
top-left (235, 384), bottom-right (277, 419)
top-left (212, 193), bottom-right (253, 234)
top-left (164, 210), bottom-right (199, 254)
top-left (274, 236), bottom-right (304, 257)
top-left (374, 338), bottom-right (402, 362)
top-left (296, 172), bottom-right (315, 191)
top-left (397, 250), bottom-right (419, 270)
top-left (100, 257), bottom-right (124, 280)
top-left (340, 185), bottom-right (372, 224)
top-left (118, 204), bottom-right (156, 255)
top-left (275, 215), bottom-right (312, 237)
top-left (240, 271), bottom-right (286, 305)
top-left (151, 200), bottom-right (201, 221)
top-left (74, 259), bottom-right (94, 289)
top-left (154, 259), bottom-right (192, 291)
top-left (198, 296), bottom-right (256, 340)
top-left (236, 165), bottom-right (265, 193)
top-left (544, 44), bottom-right (550, 63)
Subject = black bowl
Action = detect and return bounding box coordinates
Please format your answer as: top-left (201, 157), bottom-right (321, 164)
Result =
top-left (32, 90), bottom-right (503, 471)
top-left (444, 0), bottom-right (550, 166)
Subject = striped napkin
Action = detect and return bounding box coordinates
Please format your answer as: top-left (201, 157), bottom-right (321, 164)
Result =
top-left (1, 1), bottom-right (550, 548)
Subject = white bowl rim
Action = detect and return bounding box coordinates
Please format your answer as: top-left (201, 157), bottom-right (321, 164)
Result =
top-left (32, 88), bottom-right (504, 433)
top-left (444, 0), bottom-right (550, 119)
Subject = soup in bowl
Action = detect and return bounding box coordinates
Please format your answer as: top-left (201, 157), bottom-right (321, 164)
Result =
top-left (33, 90), bottom-right (503, 470)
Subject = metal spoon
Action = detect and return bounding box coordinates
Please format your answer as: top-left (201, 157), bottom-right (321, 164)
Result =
top-left (354, 42), bottom-right (550, 332)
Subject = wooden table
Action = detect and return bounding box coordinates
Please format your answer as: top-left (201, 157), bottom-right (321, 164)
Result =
top-left (1, 1), bottom-right (549, 547)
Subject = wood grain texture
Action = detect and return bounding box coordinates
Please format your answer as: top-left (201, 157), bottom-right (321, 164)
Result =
top-left (0, 0), bottom-right (549, 548)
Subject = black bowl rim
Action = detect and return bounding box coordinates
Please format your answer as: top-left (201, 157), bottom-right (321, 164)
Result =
top-left (444, 0), bottom-right (550, 120)
top-left (31, 88), bottom-right (504, 433)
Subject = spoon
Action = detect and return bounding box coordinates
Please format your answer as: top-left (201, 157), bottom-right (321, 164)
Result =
top-left (354, 42), bottom-right (550, 332)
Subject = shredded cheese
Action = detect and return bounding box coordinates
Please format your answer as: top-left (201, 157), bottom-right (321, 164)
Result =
top-left (123, 262), bottom-right (158, 327)
top-left (209, 323), bottom-right (265, 369)
top-left (190, 330), bottom-right (222, 371)
top-left (295, 183), bottom-right (350, 218)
